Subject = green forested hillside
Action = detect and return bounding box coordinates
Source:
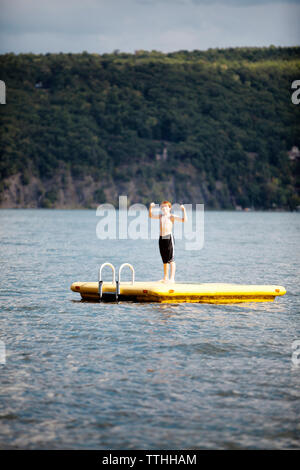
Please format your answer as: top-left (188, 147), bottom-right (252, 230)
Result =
top-left (0, 46), bottom-right (299, 209)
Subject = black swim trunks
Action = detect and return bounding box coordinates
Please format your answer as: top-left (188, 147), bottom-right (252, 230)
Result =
top-left (159, 233), bottom-right (175, 264)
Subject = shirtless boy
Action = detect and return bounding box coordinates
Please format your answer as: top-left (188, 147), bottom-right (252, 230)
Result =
top-left (149, 200), bottom-right (187, 283)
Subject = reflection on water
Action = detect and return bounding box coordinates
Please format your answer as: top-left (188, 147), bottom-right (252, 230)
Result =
top-left (0, 209), bottom-right (299, 450)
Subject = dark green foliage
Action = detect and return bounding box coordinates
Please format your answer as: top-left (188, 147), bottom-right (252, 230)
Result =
top-left (93, 187), bottom-right (105, 203)
top-left (40, 189), bottom-right (58, 208)
top-left (0, 47), bottom-right (299, 209)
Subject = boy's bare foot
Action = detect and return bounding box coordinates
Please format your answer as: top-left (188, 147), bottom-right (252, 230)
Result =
top-left (169, 279), bottom-right (175, 283)
top-left (158, 279), bottom-right (168, 283)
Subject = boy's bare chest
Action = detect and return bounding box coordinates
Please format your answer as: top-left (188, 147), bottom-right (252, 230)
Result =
top-left (160, 215), bottom-right (173, 235)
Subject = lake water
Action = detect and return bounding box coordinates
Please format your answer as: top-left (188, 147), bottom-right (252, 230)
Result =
top-left (0, 209), bottom-right (299, 449)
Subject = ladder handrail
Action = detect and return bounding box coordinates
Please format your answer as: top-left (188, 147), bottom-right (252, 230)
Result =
top-left (98, 262), bottom-right (116, 301)
top-left (118, 263), bottom-right (135, 285)
top-left (99, 262), bottom-right (116, 284)
top-left (117, 263), bottom-right (135, 298)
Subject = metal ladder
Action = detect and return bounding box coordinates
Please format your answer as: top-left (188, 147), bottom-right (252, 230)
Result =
top-left (98, 262), bottom-right (135, 301)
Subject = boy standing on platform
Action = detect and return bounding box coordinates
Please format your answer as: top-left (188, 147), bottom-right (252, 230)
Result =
top-left (149, 201), bottom-right (187, 283)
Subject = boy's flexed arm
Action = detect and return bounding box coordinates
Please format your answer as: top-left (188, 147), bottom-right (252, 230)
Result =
top-left (172, 204), bottom-right (188, 222)
top-left (149, 202), bottom-right (160, 219)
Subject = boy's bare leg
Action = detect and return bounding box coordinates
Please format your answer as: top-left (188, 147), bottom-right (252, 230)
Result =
top-left (169, 262), bottom-right (176, 282)
top-left (158, 263), bottom-right (169, 282)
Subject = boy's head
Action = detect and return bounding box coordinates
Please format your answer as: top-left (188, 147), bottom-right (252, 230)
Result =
top-left (160, 200), bottom-right (172, 215)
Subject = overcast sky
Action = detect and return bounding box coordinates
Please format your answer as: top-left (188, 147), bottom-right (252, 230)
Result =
top-left (0, 0), bottom-right (299, 54)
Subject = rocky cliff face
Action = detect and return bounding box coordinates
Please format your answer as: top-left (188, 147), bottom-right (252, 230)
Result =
top-left (0, 170), bottom-right (107, 208)
top-left (0, 162), bottom-right (221, 209)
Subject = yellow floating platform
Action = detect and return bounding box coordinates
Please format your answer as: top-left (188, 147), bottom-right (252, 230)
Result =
top-left (70, 281), bottom-right (286, 304)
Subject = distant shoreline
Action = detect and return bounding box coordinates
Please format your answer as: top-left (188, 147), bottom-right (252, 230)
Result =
top-left (0, 207), bottom-right (297, 212)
